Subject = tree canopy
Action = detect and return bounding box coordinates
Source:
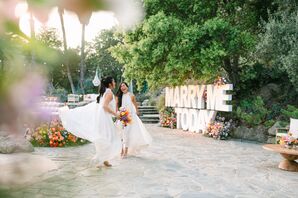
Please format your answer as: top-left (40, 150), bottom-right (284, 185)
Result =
top-left (85, 28), bottom-right (124, 92)
top-left (110, 0), bottom-right (278, 89)
top-left (256, 9), bottom-right (298, 90)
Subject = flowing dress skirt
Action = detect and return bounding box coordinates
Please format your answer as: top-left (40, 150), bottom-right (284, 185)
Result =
top-left (59, 102), bottom-right (121, 164)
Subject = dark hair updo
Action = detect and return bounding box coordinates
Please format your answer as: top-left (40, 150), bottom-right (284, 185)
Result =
top-left (96, 76), bottom-right (114, 103)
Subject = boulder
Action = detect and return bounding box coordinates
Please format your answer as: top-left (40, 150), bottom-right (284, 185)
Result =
top-left (0, 135), bottom-right (34, 154)
top-left (232, 125), bottom-right (268, 143)
top-left (268, 121), bottom-right (283, 136)
top-left (142, 99), bottom-right (149, 106)
top-left (266, 137), bottom-right (276, 144)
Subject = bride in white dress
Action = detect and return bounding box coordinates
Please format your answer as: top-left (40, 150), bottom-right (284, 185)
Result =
top-left (116, 82), bottom-right (153, 157)
top-left (59, 77), bottom-right (121, 167)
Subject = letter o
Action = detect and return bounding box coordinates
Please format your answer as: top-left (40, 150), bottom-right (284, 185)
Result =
top-left (181, 108), bottom-right (189, 131)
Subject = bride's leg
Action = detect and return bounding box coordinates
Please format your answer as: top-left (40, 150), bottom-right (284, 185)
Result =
top-left (123, 147), bottom-right (128, 157)
top-left (121, 139), bottom-right (126, 158)
top-left (121, 147), bottom-right (124, 157)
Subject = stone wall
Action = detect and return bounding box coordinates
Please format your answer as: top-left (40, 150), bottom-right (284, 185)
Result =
top-left (231, 122), bottom-right (284, 144)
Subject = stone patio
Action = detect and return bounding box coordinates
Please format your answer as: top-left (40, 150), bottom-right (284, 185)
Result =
top-left (1, 124), bottom-right (298, 198)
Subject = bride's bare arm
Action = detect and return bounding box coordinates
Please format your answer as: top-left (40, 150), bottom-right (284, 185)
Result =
top-left (103, 92), bottom-right (117, 117)
top-left (115, 97), bottom-right (119, 112)
top-left (131, 95), bottom-right (139, 115)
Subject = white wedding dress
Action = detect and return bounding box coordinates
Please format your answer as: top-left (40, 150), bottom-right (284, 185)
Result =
top-left (119, 92), bottom-right (153, 154)
top-left (59, 89), bottom-right (121, 164)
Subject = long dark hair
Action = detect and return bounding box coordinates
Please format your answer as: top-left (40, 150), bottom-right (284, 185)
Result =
top-left (96, 76), bottom-right (114, 103)
top-left (116, 82), bottom-right (129, 109)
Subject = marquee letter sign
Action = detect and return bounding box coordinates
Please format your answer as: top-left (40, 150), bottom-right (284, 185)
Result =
top-left (165, 84), bottom-right (233, 132)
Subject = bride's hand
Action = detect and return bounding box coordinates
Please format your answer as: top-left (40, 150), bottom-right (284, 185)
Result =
top-left (115, 111), bottom-right (120, 119)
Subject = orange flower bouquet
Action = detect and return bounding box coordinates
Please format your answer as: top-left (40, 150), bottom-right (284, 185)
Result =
top-left (119, 107), bottom-right (132, 127)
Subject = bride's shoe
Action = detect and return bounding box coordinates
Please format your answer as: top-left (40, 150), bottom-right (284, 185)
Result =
top-left (96, 164), bottom-right (103, 169)
top-left (121, 154), bottom-right (127, 159)
top-left (103, 161), bottom-right (112, 167)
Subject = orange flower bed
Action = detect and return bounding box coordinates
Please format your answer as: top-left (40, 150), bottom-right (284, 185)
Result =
top-left (26, 119), bottom-right (88, 147)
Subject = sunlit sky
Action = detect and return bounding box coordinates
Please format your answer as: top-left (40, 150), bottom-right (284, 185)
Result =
top-left (16, 2), bottom-right (118, 48)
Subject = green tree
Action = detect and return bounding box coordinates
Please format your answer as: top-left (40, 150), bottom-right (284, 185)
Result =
top-left (256, 9), bottom-right (298, 90)
top-left (86, 28), bottom-right (124, 92)
top-left (35, 27), bottom-right (81, 93)
top-left (36, 27), bottom-right (62, 48)
top-left (58, 7), bottom-right (76, 93)
top-left (65, 48), bottom-right (81, 90)
top-left (36, 28), bottom-right (68, 91)
top-left (0, 0), bottom-right (141, 137)
top-left (110, 0), bottom-right (275, 90)
top-left (78, 11), bottom-right (92, 94)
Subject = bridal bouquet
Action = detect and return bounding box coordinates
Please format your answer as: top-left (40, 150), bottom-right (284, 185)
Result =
top-left (119, 107), bottom-right (132, 127)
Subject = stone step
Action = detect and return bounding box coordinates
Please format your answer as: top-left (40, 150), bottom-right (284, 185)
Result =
top-left (140, 118), bottom-right (160, 124)
top-left (141, 119), bottom-right (160, 124)
top-left (138, 106), bottom-right (160, 124)
top-left (140, 116), bottom-right (160, 120)
top-left (138, 106), bottom-right (157, 110)
top-left (141, 114), bottom-right (160, 117)
top-left (139, 109), bottom-right (158, 113)
top-left (139, 108), bottom-right (158, 111)
top-left (139, 111), bottom-right (159, 115)
top-left (138, 107), bottom-right (158, 113)
top-left (140, 116), bottom-right (160, 122)
top-left (139, 109), bottom-right (159, 113)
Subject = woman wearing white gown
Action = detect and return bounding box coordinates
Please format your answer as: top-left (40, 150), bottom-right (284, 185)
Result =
top-left (59, 77), bottom-right (121, 167)
top-left (116, 82), bottom-right (153, 157)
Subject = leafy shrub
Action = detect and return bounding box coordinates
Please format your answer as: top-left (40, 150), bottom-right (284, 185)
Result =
top-left (136, 93), bottom-right (150, 103)
top-left (84, 78), bottom-right (98, 94)
top-left (148, 98), bottom-right (157, 106)
top-left (236, 96), bottom-right (270, 127)
top-left (156, 94), bottom-right (165, 112)
top-left (281, 105), bottom-right (298, 119)
top-left (264, 120), bottom-right (275, 128)
top-left (136, 88), bottom-right (163, 105)
top-left (147, 88), bottom-right (163, 106)
top-left (267, 103), bottom-right (283, 120)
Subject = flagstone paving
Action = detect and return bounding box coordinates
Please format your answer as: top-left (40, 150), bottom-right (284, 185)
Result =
top-left (1, 124), bottom-right (298, 198)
